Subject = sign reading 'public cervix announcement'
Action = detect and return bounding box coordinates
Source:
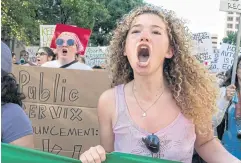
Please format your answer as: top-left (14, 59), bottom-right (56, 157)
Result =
top-left (13, 65), bottom-right (110, 159)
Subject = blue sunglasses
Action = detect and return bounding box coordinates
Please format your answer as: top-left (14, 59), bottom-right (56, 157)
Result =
top-left (56, 38), bottom-right (75, 46)
top-left (142, 133), bottom-right (160, 154)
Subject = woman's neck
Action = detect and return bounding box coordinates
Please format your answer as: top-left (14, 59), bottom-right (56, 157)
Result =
top-left (133, 69), bottom-right (168, 101)
top-left (58, 57), bottom-right (75, 65)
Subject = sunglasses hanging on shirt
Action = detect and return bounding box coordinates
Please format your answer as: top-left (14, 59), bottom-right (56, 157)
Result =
top-left (142, 133), bottom-right (160, 157)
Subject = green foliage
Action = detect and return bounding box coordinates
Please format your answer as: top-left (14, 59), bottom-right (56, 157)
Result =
top-left (2, 0), bottom-right (144, 46)
top-left (222, 31), bottom-right (241, 46)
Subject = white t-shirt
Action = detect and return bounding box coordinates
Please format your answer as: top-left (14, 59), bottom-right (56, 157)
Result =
top-left (41, 60), bottom-right (93, 70)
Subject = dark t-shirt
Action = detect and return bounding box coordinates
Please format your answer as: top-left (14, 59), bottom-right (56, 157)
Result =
top-left (1, 103), bottom-right (33, 143)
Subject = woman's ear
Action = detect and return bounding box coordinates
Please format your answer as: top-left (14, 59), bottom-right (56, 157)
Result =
top-left (48, 56), bottom-right (53, 61)
top-left (165, 47), bottom-right (174, 59)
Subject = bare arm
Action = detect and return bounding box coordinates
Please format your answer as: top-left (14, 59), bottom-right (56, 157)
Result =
top-left (10, 135), bottom-right (34, 148)
top-left (97, 89), bottom-right (116, 153)
top-left (195, 123), bottom-right (240, 163)
top-left (79, 89), bottom-right (116, 163)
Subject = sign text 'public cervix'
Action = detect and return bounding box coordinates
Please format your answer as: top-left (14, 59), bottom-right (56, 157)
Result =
top-left (13, 65), bottom-right (110, 159)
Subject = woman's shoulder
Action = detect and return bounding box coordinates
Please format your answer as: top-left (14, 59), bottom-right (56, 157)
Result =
top-left (98, 84), bottom-right (125, 114)
top-left (2, 103), bottom-right (27, 118)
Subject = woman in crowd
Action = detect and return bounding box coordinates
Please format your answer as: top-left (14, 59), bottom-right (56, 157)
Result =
top-left (36, 47), bottom-right (56, 66)
top-left (215, 56), bottom-right (241, 140)
top-left (79, 4), bottom-right (239, 163)
top-left (1, 42), bottom-right (34, 148)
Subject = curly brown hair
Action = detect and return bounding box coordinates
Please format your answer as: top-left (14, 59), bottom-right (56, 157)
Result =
top-left (107, 4), bottom-right (219, 134)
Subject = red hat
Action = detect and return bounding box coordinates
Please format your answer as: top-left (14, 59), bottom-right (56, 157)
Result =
top-left (50, 24), bottom-right (92, 55)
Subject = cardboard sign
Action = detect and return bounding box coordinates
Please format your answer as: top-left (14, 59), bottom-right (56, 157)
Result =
top-left (12, 65), bottom-right (111, 159)
top-left (192, 32), bottom-right (214, 64)
top-left (85, 47), bottom-right (107, 68)
top-left (25, 46), bottom-right (39, 63)
top-left (40, 25), bottom-right (56, 47)
top-left (216, 43), bottom-right (241, 72)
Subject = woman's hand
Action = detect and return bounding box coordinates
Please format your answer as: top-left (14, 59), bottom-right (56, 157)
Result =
top-left (79, 145), bottom-right (106, 163)
top-left (225, 84), bottom-right (236, 101)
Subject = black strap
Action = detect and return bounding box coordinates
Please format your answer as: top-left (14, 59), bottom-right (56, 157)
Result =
top-left (59, 60), bottom-right (78, 68)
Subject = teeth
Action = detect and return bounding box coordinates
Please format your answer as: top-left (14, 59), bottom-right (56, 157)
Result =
top-left (140, 46), bottom-right (148, 49)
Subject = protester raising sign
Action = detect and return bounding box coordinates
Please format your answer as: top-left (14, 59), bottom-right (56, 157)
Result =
top-left (192, 32), bottom-right (214, 65)
top-left (216, 43), bottom-right (241, 72)
top-left (50, 24), bottom-right (92, 55)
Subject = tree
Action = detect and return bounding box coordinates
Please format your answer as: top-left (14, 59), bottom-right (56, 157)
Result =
top-left (90, 0), bottom-right (144, 46)
top-left (1, 0), bottom-right (42, 45)
top-left (2, 0), bottom-right (144, 47)
top-left (222, 32), bottom-right (241, 46)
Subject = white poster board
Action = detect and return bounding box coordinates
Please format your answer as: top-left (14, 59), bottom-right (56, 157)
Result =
top-left (219, 0), bottom-right (241, 13)
top-left (208, 49), bottom-right (219, 73)
top-left (217, 43), bottom-right (241, 72)
top-left (25, 46), bottom-right (39, 63)
top-left (40, 25), bottom-right (56, 47)
top-left (85, 47), bottom-right (107, 68)
top-left (192, 32), bottom-right (214, 64)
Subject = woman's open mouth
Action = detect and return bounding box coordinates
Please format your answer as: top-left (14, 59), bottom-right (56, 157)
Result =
top-left (137, 44), bottom-right (151, 67)
top-left (62, 48), bottom-right (68, 56)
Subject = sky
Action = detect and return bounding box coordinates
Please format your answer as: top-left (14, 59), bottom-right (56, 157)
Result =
top-left (145, 0), bottom-right (227, 44)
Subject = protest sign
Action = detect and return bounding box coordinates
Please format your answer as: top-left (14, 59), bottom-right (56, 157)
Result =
top-left (216, 43), bottom-right (241, 72)
top-left (85, 47), bottom-right (107, 68)
top-left (25, 46), bottom-right (39, 63)
top-left (40, 25), bottom-right (56, 47)
top-left (2, 143), bottom-right (180, 163)
top-left (13, 65), bottom-right (110, 159)
top-left (208, 49), bottom-right (219, 73)
top-left (192, 32), bottom-right (214, 64)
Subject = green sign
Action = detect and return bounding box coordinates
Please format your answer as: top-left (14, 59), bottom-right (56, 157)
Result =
top-left (2, 143), bottom-right (180, 163)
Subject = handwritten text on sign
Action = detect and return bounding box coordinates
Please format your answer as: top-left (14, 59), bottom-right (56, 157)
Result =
top-left (208, 50), bottom-right (219, 73)
top-left (85, 47), bottom-right (107, 68)
top-left (192, 32), bottom-right (213, 63)
top-left (40, 25), bottom-right (56, 47)
top-left (217, 43), bottom-right (241, 72)
top-left (13, 65), bottom-right (110, 158)
top-left (25, 46), bottom-right (39, 63)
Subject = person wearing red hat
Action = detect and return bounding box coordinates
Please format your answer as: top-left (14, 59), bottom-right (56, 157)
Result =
top-left (41, 24), bottom-right (92, 70)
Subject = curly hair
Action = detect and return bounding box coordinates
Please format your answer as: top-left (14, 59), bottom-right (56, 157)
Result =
top-left (107, 4), bottom-right (219, 135)
top-left (1, 71), bottom-right (25, 107)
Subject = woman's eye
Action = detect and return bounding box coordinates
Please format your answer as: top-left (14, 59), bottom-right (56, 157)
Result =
top-left (131, 30), bottom-right (140, 34)
top-left (152, 31), bottom-right (161, 35)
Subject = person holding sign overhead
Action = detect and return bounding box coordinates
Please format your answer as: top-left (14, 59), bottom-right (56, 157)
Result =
top-left (79, 4), bottom-right (240, 163)
top-left (41, 24), bottom-right (92, 70)
top-left (214, 56), bottom-right (241, 140)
